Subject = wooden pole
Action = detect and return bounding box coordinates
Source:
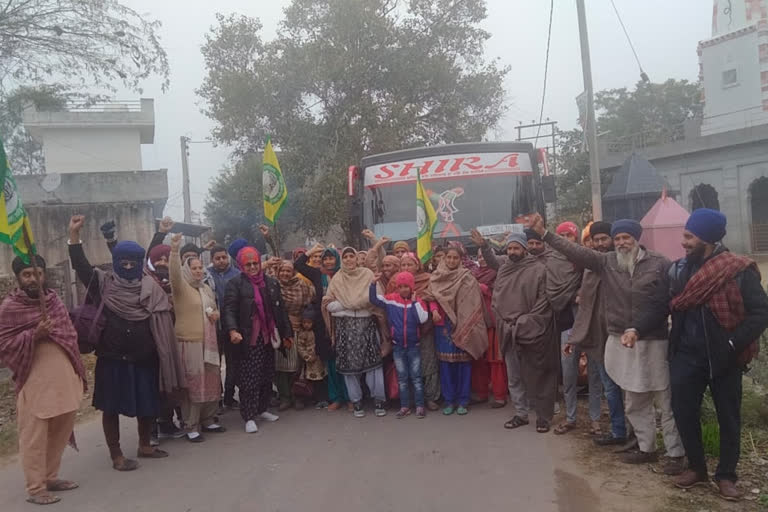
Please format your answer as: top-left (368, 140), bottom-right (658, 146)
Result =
top-left (22, 222), bottom-right (47, 319)
top-left (273, 222), bottom-right (282, 258)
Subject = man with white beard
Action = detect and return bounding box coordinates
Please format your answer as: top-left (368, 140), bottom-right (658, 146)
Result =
top-left (528, 215), bottom-right (684, 466)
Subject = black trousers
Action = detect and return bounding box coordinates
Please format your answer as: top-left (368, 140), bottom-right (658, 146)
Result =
top-left (670, 354), bottom-right (742, 482)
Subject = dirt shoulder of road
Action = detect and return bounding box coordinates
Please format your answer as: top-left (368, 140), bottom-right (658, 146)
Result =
top-left (0, 354), bottom-right (97, 463)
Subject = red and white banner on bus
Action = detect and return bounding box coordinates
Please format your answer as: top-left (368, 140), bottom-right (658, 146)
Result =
top-left (364, 152), bottom-right (533, 188)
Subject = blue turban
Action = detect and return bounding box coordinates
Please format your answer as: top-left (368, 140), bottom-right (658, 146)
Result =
top-left (505, 231), bottom-right (528, 250)
top-left (228, 238), bottom-right (248, 261)
top-left (686, 208), bottom-right (726, 244)
top-left (112, 241), bottom-right (146, 281)
top-left (610, 219), bottom-right (643, 241)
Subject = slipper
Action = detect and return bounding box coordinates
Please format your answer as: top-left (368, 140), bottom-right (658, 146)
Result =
top-left (589, 421), bottom-right (603, 436)
top-left (26, 493), bottom-right (61, 506)
top-left (137, 448), bottom-right (169, 459)
top-left (46, 480), bottom-right (79, 492)
top-left (554, 422), bottom-right (577, 435)
top-left (504, 416), bottom-right (530, 429)
top-left (112, 458), bottom-right (140, 472)
top-left (536, 420), bottom-right (551, 434)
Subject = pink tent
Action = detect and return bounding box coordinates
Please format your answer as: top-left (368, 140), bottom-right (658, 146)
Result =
top-left (640, 191), bottom-right (690, 261)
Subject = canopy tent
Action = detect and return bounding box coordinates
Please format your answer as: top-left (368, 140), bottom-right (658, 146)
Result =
top-left (602, 153), bottom-right (671, 222)
top-left (639, 190), bottom-right (690, 261)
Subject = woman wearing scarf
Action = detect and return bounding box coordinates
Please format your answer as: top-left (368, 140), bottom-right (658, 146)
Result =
top-left (274, 260), bottom-right (316, 410)
top-left (425, 246), bottom-right (488, 415)
top-left (470, 249), bottom-right (507, 408)
top-left (295, 244), bottom-right (349, 410)
top-left (169, 234), bottom-right (224, 443)
top-left (67, 215), bottom-right (183, 471)
top-left (322, 247), bottom-right (386, 418)
top-left (399, 253), bottom-right (441, 410)
top-left (223, 246), bottom-right (293, 434)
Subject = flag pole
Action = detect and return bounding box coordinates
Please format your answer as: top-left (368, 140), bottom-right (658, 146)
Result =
top-left (273, 222), bottom-right (282, 258)
top-left (22, 221), bottom-right (47, 319)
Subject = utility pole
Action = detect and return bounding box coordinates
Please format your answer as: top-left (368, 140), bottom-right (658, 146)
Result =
top-left (576, 0), bottom-right (603, 221)
top-left (180, 136), bottom-right (191, 223)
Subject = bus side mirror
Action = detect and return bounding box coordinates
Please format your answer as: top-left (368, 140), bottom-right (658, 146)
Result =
top-left (541, 175), bottom-right (556, 203)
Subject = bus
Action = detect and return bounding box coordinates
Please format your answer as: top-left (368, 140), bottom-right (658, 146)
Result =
top-left (347, 141), bottom-right (552, 251)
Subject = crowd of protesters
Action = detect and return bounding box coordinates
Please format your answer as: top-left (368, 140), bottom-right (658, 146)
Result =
top-left (1, 209), bottom-right (767, 505)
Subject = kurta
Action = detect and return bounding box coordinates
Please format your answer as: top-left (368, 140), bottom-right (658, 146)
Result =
top-left (18, 341), bottom-right (83, 419)
top-left (605, 334), bottom-right (670, 393)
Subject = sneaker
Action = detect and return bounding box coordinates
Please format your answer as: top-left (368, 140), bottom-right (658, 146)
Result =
top-left (374, 402), bottom-right (387, 417)
top-left (456, 406), bottom-right (469, 416)
top-left (315, 401), bottom-right (330, 409)
top-left (395, 408), bottom-right (411, 419)
top-left (150, 435), bottom-right (160, 447)
top-left (621, 451), bottom-right (658, 465)
top-left (353, 402), bottom-right (366, 418)
top-left (416, 407), bottom-right (426, 419)
top-left (672, 469), bottom-right (709, 489)
top-left (203, 424), bottom-right (227, 433)
top-left (259, 411), bottom-right (280, 422)
top-left (245, 420), bottom-right (258, 434)
top-left (662, 456), bottom-right (686, 476)
top-left (157, 423), bottom-right (185, 440)
top-left (187, 432), bottom-right (205, 443)
top-left (442, 406), bottom-right (455, 416)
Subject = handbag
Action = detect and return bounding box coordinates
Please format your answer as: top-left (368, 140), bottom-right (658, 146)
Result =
top-left (69, 273), bottom-right (106, 354)
top-left (291, 366), bottom-right (314, 398)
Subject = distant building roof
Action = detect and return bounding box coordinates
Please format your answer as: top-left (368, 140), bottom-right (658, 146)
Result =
top-left (603, 153), bottom-right (669, 200)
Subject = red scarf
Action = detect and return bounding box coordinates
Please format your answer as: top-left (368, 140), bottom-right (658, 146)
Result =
top-left (670, 251), bottom-right (757, 331)
top-left (237, 247), bottom-right (276, 345)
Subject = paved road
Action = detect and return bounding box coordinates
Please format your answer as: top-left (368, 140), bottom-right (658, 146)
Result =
top-left (0, 405), bottom-right (609, 512)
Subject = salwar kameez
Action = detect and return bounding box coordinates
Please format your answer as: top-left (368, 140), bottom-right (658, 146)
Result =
top-left (237, 339), bottom-right (275, 422)
top-left (435, 318), bottom-right (472, 407)
top-left (419, 331), bottom-right (441, 403)
top-left (178, 338), bottom-right (221, 432)
top-left (334, 315), bottom-right (383, 403)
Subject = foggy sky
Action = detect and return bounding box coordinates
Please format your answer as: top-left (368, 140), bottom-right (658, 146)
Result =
top-left (121, 0), bottom-right (711, 221)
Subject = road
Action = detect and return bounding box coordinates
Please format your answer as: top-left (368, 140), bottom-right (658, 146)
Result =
top-left (0, 404), bottom-right (635, 512)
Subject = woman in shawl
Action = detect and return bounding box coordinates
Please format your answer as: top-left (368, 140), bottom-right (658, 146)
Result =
top-left (169, 234), bottom-right (224, 443)
top-left (399, 253), bottom-right (441, 410)
top-left (223, 247), bottom-right (292, 434)
top-left (470, 248), bottom-right (507, 408)
top-left (425, 246), bottom-right (488, 416)
top-left (322, 247), bottom-right (386, 418)
top-left (274, 259), bottom-right (316, 410)
top-left (295, 244), bottom-right (349, 410)
top-left (427, 246), bottom-right (446, 273)
top-left (67, 215), bottom-right (180, 471)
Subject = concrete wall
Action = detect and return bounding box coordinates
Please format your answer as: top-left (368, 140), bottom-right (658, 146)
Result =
top-left (40, 127), bottom-right (143, 173)
top-left (608, 139), bottom-right (768, 254)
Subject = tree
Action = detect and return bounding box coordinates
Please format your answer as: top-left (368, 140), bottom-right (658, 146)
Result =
top-left (0, 1), bottom-right (169, 94)
top-left (0, 85), bottom-right (68, 174)
top-left (198, 0), bottom-right (508, 239)
top-left (555, 79), bottom-right (702, 223)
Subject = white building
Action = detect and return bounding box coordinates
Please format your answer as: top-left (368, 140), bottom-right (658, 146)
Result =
top-left (700, 0), bottom-right (768, 135)
top-left (22, 98), bottom-right (154, 173)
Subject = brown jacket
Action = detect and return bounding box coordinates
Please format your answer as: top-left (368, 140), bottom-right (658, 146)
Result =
top-left (568, 268), bottom-right (607, 358)
top-left (543, 232), bottom-right (671, 340)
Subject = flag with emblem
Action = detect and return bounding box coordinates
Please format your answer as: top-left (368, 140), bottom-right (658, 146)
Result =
top-left (416, 169), bottom-right (438, 264)
top-left (262, 137), bottom-right (287, 225)
top-left (0, 137), bottom-right (35, 263)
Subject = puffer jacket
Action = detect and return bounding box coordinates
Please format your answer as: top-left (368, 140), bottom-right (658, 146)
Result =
top-left (368, 283), bottom-right (428, 348)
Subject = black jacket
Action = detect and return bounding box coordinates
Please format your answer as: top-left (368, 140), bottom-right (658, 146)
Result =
top-left (663, 246), bottom-right (768, 378)
top-left (222, 273), bottom-right (293, 358)
top-left (293, 253), bottom-right (333, 361)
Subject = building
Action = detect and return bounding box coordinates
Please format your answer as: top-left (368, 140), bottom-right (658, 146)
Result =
top-left (22, 98), bottom-right (154, 174)
top-left (599, 0), bottom-right (768, 255)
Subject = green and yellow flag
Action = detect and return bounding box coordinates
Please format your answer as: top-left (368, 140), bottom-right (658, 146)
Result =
top-left (262, 137), bottom-right (287, 225)
top-left (0, 137), bottom-right (35, 263)
top-left (416, 169), bottom-right (437, 264)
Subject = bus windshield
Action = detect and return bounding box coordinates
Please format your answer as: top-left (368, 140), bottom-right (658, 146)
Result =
top-left (363, 174), bottom-right (536, 241)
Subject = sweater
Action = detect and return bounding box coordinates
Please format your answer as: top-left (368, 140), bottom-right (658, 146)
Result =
top-left (368, 284), bottom-right (428, 348)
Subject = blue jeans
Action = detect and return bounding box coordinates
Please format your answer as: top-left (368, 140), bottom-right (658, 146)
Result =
top-left (393, 345), bottom-right (424, 408)
top-left (598, 362), bottom-right (626, 439)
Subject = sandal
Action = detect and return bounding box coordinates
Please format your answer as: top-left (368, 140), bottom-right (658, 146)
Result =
top-left (536, 420), bottom-right (551, 433)
top-left (137, 448), bottom-right (169, 459)
top-left (554, 422), bottom-right (577, 435)
top-left (26, 493), bottom-right (61, 506)
top-left (46, 480), bottom-right (79, 492)
top-left (504, 416), bottom-right (530, 429)
top-left (112, 457), bottom-right (140, 472)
